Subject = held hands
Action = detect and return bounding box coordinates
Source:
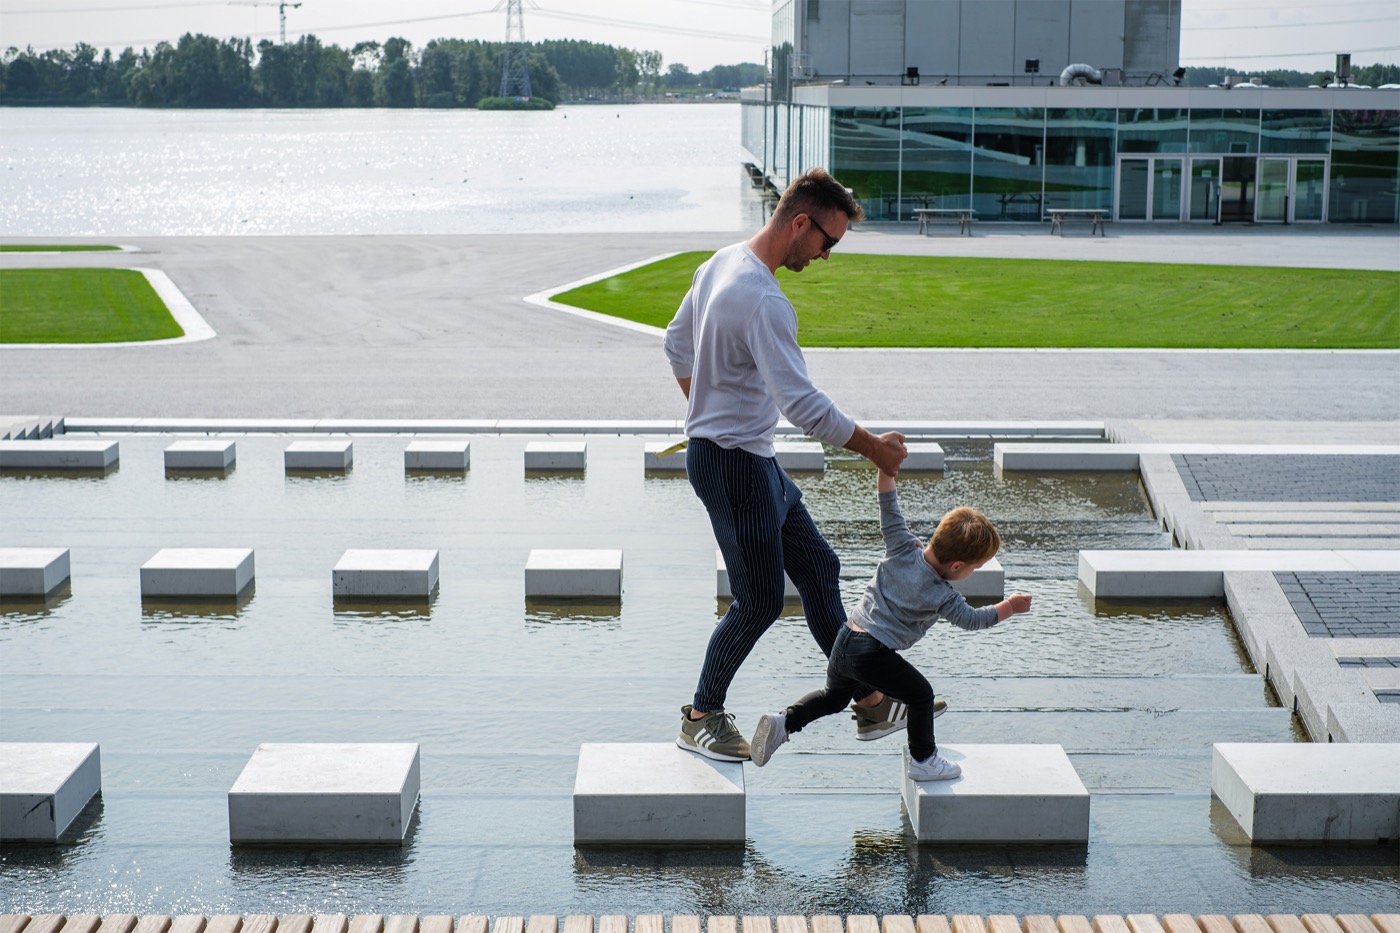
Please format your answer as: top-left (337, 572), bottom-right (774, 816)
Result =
top-left (870, 431), bottom-right (907, 476)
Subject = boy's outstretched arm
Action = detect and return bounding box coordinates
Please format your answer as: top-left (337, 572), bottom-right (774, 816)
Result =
top-left (993, 592), bottom-right (1033, 621)
top-left (878, 468), bottom-right (896, 494)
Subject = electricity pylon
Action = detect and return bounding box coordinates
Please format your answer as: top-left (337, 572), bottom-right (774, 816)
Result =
top-left (499, 0), bottom-right (532, 99)
top-left (229, 1), bottom-right (303, 45)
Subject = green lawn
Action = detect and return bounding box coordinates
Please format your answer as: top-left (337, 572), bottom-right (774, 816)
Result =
top-left (0, 244), bottom-right (121, 252)
top-left (0, 268), bottom-right (185, 343)
top-left (554, 253), bottom-right (1400, 349)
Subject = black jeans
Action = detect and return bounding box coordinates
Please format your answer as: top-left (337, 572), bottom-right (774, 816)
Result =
top-left (785, 625), bottom-right (938, 761)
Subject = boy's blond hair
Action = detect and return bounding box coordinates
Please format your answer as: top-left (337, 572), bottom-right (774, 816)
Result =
top-left (929, 506), bottom-right (1001, 565)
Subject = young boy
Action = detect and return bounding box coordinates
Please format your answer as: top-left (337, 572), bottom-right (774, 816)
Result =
top-left (749, 469), bottom-right (1032, 781)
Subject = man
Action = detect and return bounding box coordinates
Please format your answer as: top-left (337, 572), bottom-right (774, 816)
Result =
top-left (663, 166), bottom-right (908, 762)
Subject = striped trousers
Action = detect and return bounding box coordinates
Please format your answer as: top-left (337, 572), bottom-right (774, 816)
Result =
top-left (687, 437), bottom-right (864, 712)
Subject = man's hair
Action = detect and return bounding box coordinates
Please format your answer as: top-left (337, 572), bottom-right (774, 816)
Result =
top-left (930, 506), bottom-right (1001, 565)
top-left (771, 167), bottom-right (866, 225)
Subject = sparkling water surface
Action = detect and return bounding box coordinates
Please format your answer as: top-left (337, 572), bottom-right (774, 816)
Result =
top-left (3, 435), bottom-right (1395, 914)
top-left (0, 105), bottom-right (750, 236)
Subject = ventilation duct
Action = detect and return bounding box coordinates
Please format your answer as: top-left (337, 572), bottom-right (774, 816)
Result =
top-left (1059, 64), bottom-right (1103, 86)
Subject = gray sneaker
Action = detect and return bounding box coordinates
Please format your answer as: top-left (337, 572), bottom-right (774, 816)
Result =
top-left (853, 696), bottom-right (947, 741)
top-left (677, 704), bottom-right (750, 762)
top-left (749, 712), bottom-right (789, 767)
top-left (907, 752), bottom-right (962, 782)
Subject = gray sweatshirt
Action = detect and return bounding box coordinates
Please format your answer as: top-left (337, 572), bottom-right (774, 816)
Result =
top-left (852, 489), bottom-right (1001, 651)
top-left (662, 241), bottom-right (856, 458)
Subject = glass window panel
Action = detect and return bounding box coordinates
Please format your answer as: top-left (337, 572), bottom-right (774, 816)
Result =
top-left (1119, 159), bottom-right (1149, 220)
top-left (1044, 108), bottom-right (1115, 210)
top-left (1190, 158), bottom-right (1219, 221)
top-left (1153, 158), bottom-right (1183, 220)
top-left (1329, 109), bottom-right (1400, 224)
top-left (899, 106), bottom-right (973, 215)
top-left (1295, 158), bottom-right (1326, 222)
top-left (1189, 108), bottom-right (1260, 154)
top-left (831, 107), bottom-right (902, 220)
top-left (972, 106), bottom-right (1046, 221)
top-left (1257, 158), bottom-right (1289, 221)
top-left (1261, 109), bottom-right (1330, 154)
top-left (1117, 107), bottom-right (1187, 153)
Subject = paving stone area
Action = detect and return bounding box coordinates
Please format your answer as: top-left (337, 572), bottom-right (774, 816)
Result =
top-left (1275, 572), bottom-right (1400, 638)
top-left (1339, 658), bottom-right (1400, 667)
top-left (1173, 454), bottom-right (1400, 502)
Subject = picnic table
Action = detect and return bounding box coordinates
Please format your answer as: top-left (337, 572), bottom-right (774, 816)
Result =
top-left (1046, 207), bottom-right (1110, 236)
top-left (914, 207), bottom-right (977, 236)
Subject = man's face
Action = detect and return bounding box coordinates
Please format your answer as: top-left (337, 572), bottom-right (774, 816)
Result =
top-left (781, 211), bottom-right (847, 273)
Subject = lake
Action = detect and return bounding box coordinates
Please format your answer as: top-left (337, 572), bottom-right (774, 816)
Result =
top-left (0, 104), bottom-right (763, 236)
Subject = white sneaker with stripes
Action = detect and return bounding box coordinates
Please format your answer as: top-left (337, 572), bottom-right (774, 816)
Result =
top-left (677, 704), bottom-right (751, 762)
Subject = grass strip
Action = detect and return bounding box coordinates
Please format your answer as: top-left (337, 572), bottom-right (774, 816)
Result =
top-left (554, 253), bottom-right (1400, 349)
top-left (0, 268), bottom-right (185, 343)
top-left (0, 244), bottom-right (121, 252)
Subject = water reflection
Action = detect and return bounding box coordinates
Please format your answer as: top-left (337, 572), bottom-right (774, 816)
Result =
top-left (333, 599), bottom-right (435, 623)
top-left (1208, 798), bottom-right (1400, 878)
top-left (165, 467), bottom-right (234, 481)
top-left (0, 583), bottom-right (73, 617)
top-left (525, 600), bottom-right (622, 629)
top-left (141, 585), bottom-right (256, 621)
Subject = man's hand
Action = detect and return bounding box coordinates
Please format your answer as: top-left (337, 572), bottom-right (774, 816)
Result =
top-left (843, 426), bottom-right (906, 475)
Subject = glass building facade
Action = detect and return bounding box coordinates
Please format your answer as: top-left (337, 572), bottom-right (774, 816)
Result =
top-left (742, 96), bottom-right (1400, 225)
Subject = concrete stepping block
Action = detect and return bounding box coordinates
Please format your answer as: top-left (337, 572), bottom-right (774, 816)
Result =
top-left (228, 742), bottom-right (420, 844)
top-left (0, 742), bottom-right (101, 841)
top-left (774, 442), bottom-right (825, 472)
top-left (333, 549), bottom-right (439, 598)
top-left (903, 442), bottom-right (945, 472)
top-left (525, 441), bottom-right (587, 471)
top-left (284, 440), bottom-right (352, 471)
top-left (0, 440), bottom-right (118, 470)
top-left (951, 556), bottom-right (1004, 599)
top-left (0, 547), bottom-right (71, 596)
top-left (573, 743), bottom-right (744, 843)
top-left (900, 744), bottom-right (1090, 843)
top-left (1212, 742), bottom-right (1400, 842)
top-left (644, 439), bottom-right (688, 472)
top-left (140, 548), bottom-right (254, 598)
top-left (164, 440), bottom-right (236, 471)
top-left (526, 549), bottom-right (622, 598)
top-left (1079, 549), bottom-right (1400, 598)
top-left (403, 441), bottom-right (470, 472)
top-left (716, 550), bottom-right (798, 600)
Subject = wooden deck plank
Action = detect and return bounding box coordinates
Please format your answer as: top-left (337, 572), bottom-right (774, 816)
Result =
top-left (709, 920), bottom-right (737, 933)
top-left (134, 917), bottom-right (172, 933)
top-left (61, 918), bottom-right (102, 933)
top-left (1127, 917), bottom-right (1166, 933)
top-left (849, 918), bottom-right (879, 933)
top-left (312, 918), bottom-right (346, 933)
top-left (636, 918), bottom-right (663, 933)
top-left (169, 917), bottom-right (207, 933)
top-left (1235, 916), bottom-right (1273, 933)
top-left (492, 920), bottom-right (523, 933)
top-left (95, 916), bottom-right (139, 933)
top-left (1026, 917), bottom-right (1057, 933)
top-left (1161, 917), bottom-right (1200, 933)
top-left (418, 919), bottom-right (452, 933)
top-left (598, 918), bottom-right (627, 933)
top-left (1303, 917), bottom-right (1346, 933)
top-left (206, 917), bottom-right (244, 933)
top-left (988, 917), bottom-right (1020, 933)
top-left (1337, 917), bottom-right (1380, 933)
top-left (917, 919), bottom-right (951, 933)
top-left (525, 920), bottom-right (556, 933)
top-left (1058, 917), bottom-right (1093, 933)
top-left (777, 918), bottom-right (809, 933)
top-left (277, 917), bottom-right (311, 933)
top-left (384, 917), bottom-right (418, 933)
top-left (454, 919), bottom-right (486, 933)
top-left (882, 918), bottom-right (914, 933)
top-left (671, 920), bottom-right (700, 933)
top-left (1197, 918), bottom-right (1233, 933)
top-left (742, 919), bottom-right (772, 933)
top-left (20, 918), bottom-right (65, 933)
top-left (811, 919), bottom-right (843, 933)
top-left (347, 917), bottom-right (383, 933)
top-left (1094, 917), bottom-right (1131, 933)
top-left (562, 919), bottom-right (594, 933)
top-left (951, 917), bottom-right (985, 933)
top-left (241, 917), bottom-right (277, 933)
top-left (1267, 917), bottom-right (1308, 933)
top-left (0, 917), bottom-right (31, 933)
top-left (1370, 918), bottom-right (1400, 933)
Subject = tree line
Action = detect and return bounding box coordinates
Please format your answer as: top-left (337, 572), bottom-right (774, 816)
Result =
top-left (0, 35), bottom-right (761, 108)
top-left (1181, 64), bottom-right (1399, 88)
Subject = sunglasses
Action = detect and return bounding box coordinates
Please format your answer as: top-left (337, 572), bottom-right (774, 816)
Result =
top-left (808, 214), bottom-right (840, 252)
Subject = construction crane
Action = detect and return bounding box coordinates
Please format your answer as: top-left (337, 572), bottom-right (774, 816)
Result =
top-left (229, 1), bottom-right (303, 45)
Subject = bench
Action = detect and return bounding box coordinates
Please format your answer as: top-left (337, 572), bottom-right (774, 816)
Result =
top-left (1047, 207), bottom-right (1109, 236)
top-left (914, 208), bottom-right (977, 236)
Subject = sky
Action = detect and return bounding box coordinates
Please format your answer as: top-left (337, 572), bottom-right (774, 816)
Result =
top-left (0, 0), bottom-right (1396, 75)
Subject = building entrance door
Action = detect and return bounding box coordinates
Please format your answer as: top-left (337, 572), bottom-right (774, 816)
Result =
top-left (1189, 158), bottom-right (1220, 221)
top-left (1256, 157), bottom-right (1329, 222)
top-left (1116, 156), bottom-right (1184, 221)
top-left (1220, 156), bottom-right (1256, 222)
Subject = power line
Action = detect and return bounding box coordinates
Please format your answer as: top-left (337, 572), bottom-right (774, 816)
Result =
top-left (1181, 44), bottom-right (1400, 61)
top-left (1183, 15), bottom-right (1400, 31)
top-left (530, 6), bottom-right (762, 44)
top-left (0, 1), bottom-right (227, 13)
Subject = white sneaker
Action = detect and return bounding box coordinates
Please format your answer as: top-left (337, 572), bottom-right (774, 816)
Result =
top-left (907, 752), bottom-right (961, 782)
top-left (749, 712), bottom-right (789, 767)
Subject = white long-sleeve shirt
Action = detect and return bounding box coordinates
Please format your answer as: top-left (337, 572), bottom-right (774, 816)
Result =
top-left (662, 242), bottom-right (856, 458)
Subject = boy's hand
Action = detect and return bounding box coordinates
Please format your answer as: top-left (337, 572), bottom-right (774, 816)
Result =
top-left (1006, 593), bottom-right (1032, 615)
